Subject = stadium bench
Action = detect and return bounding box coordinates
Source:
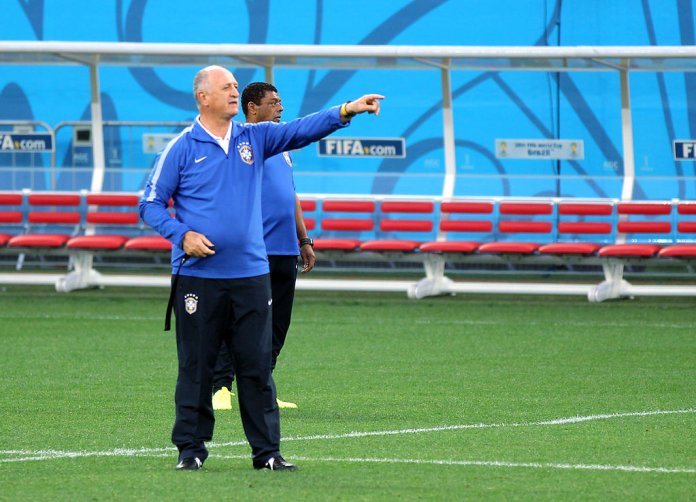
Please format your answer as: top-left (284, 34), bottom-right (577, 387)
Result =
top-left (57, 193), bottom-right (175, 291)
top-left (2, 190), bottom-right (696, 301)
top-left (0, 190), bottom-right (173, 289)
top-left (8, 192), bottom-right (82, 249)
top-left (306, 196), bottom-right (696, 301)
top-left (6, 192), bottom-right (82, 270)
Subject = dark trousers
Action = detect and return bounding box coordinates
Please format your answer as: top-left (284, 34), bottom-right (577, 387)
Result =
top-left (213, 255), bottom-right (298, 391)
top-left (171, 274), bottom-right (280, 463)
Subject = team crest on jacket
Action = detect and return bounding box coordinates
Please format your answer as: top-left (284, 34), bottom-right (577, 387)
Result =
top-left (282, 151), bottom-right (292, 166)
top-left (184, 293), bottom-right (198, 315)
top-left (237, 141), bottom-right (254, 165)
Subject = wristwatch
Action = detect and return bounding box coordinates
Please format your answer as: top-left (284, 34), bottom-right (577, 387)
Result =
top-left (299, 237), bottom-right (314, 248)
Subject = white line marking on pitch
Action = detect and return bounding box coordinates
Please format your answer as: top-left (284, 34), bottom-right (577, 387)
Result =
top-left (213, 407), bottom-right (696, 446)
top-left (1, 407), bottom-right (694, 473)
top-left (213, 453), bottom-right (696, 474)
top-left (413, 319), bottom-right (695, 329)
top-left (0, 313), bottom-right (161, 321)
top-left (0, 447), bottom-right (176, 464)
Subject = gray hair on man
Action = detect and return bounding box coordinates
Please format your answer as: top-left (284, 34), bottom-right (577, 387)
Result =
top-left (192, 65), bottom-right (225, 105)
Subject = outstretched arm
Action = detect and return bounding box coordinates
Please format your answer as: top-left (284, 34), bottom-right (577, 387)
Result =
top-left (259, 94), bottom-right (386, 157)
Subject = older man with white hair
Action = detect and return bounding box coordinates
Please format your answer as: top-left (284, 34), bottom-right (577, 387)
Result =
top-left (140, 65), bottom-right (383, 472)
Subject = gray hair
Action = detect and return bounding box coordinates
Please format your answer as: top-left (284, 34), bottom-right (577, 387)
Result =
top-left (192, 65), bottom-right (226, 105)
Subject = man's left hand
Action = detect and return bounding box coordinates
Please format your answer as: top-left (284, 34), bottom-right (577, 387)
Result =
top-left (300, 245), bottom-right (316, 273)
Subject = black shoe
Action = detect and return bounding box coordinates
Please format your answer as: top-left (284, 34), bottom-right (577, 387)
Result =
top-left (253, 455), bottom-right (298, 471)
top-left (175, 457), bottom-right (203, 470)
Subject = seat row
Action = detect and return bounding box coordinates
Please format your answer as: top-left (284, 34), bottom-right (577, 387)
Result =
top-left (3, 191), bottom-right (696, 262)
top-left (3, 191), bottom-right (696, 299)
top-left (299, 198), bottom-right (696, 260)
top-left (295, 197), bottom-right (696, 302)
top-left (0, 192), bottom-right (171, 256)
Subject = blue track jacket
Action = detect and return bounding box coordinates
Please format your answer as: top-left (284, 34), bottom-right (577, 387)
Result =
top-left (262, 151), bottom-right (299, 256)
top-left (140, 106), bottom-right (346, 279)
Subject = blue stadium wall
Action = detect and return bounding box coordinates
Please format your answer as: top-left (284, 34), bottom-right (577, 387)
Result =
top-left (1, 0), bottom-right (696, 200)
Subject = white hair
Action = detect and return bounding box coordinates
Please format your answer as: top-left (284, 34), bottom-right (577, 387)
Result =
top-left (192, 65), bottom-right (227, 105)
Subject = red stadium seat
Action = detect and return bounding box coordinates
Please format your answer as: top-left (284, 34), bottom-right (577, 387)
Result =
top-left (0, 192), bottom-right (24, 246)
top-left (67, 235), bottom-right (129, 250)
top-left (478, 242), bottom-right (540, 254)
top-left (419, 241), bottom-right (480, 253)
top-left (596, 202), bottom-right (672, 257)
top-left (66, 193), bottom-right (141, 251)
top-left (598, 244), bottom-right (661, 257)
top-left (476, 202), bottom-right (553, 255)
top-left (418, 200), bottom-right (492, 254)
top-left (300, 199), bottom-right (317, 212)
top-left (313, 238), bottom-right (362, 251)
top-left (539, 243), bottom-right (601, 255)
top-left (124, 235), bottom-right (172, 252)
top-left (360, 200), bottom-right (434, 252)
top-left (540, 202), bottom-right (613, 255)
top-left (299, 198), bottom-right (317, 231)
top-left (676, 203), bottom-right (696, 240)
top-left (658, 244), bottom-right (696, 258)
top-left (8, 192), bottom-right (82, 250)
top-left (314, 199), bottom-right (376, 251)
top-left (499, 202), bottom-right (553, 215)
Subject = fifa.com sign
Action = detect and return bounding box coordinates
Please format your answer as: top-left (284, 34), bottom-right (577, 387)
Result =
top-left (318, 137), bottom-right (406, 158)
top-left (673, 140), bottom-right (696, 160)
top-left (0, 133), bottom-right (54, 152)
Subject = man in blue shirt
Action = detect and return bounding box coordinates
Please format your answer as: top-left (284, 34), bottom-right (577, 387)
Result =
top-left (140, 65), bottom-right (382, 471)
top-left (212, 82), bottom-right (313, 411)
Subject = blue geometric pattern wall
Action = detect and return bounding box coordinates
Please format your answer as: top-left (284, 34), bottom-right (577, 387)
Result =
top-left (1, 0), bottom-right (695, 199)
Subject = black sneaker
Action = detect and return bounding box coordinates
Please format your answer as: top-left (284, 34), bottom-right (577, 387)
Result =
top-left (253, 455), bottom-right (298, 471)
top-left (175, 457), bottom-right (203, 470)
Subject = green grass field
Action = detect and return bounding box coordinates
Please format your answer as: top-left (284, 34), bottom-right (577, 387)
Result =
top-left (1, 285), bottom-right (694, 500)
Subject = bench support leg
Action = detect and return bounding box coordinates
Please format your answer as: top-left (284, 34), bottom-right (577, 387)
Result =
top-left (55, 253), bottom-right (103, 292)
top-left (588, 260), bottom-right (632, 302)
top-left (408, 255), bottom-right (455, 299)
top-left (15, 253), bottom-right (26, 271)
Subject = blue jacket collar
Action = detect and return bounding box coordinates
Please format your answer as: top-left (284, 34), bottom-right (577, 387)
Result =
top-left (192, 116), bottom-right (240, 143)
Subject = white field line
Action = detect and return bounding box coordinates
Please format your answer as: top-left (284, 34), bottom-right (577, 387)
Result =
top-left (0, 313), bottom-right (162, 321)
top-left (214, 407), bottom-right (696, 445)
top-left (213, 453), bottom-right (696, 475)
top-left (411, 319), bottom-right (696, 329)
top-left (0, 447), bottom-right (176, 463)
top-left (1, 408), bottom-right (694, 473)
